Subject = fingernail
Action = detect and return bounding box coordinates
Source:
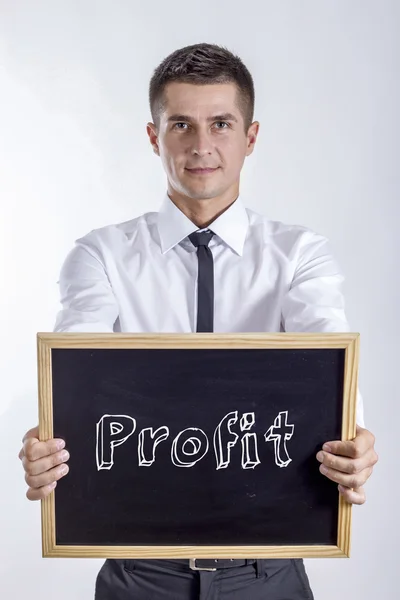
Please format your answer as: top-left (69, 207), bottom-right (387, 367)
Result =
top-left (60, 450), bottom-right (69, 461)
top-left (320, 465), bottom-right (328, 474)
top-left (316, 452), bottom-right (324, 462)
top-left (323, 444), bottom-right (331, 452)
top-left (56, 440), bottom-right (65, 450)
top-left (49, 481), bottom-right (57, 489)
top-left (60, 465), bottom-right (69, 476)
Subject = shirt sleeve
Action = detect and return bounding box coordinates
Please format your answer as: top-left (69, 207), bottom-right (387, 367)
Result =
top-left (281, 230), bottom-right (365, 428)
top-left (53, 235), bottom-right (119, 333)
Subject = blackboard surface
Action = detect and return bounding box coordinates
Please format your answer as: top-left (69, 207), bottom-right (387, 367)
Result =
top-left (51, 347), bottom-right (344, 547)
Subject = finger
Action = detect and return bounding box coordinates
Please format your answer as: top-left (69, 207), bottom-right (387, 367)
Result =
top-left (22, 449), bottom-right (70, 476)
top-left (22, 426), bottom-right (39, 444)
top-left (338, 485), bottom-right (366, 505)
top-left (316, 447), bottom-right (377, 474)
top-left (26, 481), bottom-right (57, 501)
top-left (19, 426), bottom-right (41, 460)
top-left (25, 462), bottom-right (69, 490)
top-left (23, 437), bottom-right (65, 462)
top-left (322, 428), bottom-right (375, 459)
top-left (319, 464), bottom-right (373, 489)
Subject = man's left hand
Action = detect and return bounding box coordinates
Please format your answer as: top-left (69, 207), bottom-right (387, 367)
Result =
top-left (316, 425), bottom-right (378, 505)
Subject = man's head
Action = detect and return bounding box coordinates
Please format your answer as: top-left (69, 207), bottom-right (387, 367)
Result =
top-left (147, 43), bottom-right (259, 206)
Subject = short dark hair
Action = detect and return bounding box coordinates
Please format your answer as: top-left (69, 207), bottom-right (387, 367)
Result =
top-left (149, 42), bottom-right (255, 133)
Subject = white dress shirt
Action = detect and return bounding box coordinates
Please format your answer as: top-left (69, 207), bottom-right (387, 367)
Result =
top-left (54, 191), bottom-right (364, 426)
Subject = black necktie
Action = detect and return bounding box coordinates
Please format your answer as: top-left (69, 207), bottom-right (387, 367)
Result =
top-left (188, 229), bottom-right (215, 332)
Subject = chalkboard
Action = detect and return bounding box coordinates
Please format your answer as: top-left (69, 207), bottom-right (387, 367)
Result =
top-left (37, 332), bottom-right (359, 559)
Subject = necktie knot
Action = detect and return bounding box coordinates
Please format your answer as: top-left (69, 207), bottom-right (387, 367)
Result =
top-left (188, 229), bottom-right (214, 248)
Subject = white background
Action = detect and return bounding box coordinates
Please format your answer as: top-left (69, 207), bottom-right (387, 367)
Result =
top-left (0, 1), bottom-right (398, 598)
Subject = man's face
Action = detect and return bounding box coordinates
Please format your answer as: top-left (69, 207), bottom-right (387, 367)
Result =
top-left (147, 82), bottom-right (259, 201)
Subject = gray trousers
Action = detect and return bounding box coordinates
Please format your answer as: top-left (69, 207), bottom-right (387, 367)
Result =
top-left (94, 558), bottom-right (315, 599)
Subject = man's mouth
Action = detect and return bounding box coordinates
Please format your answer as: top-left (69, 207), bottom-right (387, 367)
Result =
top-left (186, 167), bottom-right (219, 175)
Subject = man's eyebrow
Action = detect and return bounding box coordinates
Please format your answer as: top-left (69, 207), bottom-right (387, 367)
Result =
top-left (167, 113), bottom-right (238, 123)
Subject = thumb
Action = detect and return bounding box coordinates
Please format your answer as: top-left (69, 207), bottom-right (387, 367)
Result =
top-left (22, 425), bottom-right (39, 444)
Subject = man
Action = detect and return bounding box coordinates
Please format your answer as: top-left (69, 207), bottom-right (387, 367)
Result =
top-left (19, 42), bottom-right (378, 599)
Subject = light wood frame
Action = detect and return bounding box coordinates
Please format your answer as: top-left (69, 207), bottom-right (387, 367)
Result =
top-left (37, 331), bottom-right (359, 559)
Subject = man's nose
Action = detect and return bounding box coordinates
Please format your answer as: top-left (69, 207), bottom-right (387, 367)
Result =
top-left (190, 130), bottom-right (213, 155)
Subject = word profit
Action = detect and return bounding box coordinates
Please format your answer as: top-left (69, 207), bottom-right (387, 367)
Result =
top-left (96, 410), bottom-right (295, 471)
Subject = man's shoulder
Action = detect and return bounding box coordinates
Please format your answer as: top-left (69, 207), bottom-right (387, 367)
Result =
top-left (75, 209), bottom-right (158, 249)
top-left (245, 206), bottom-right (326, 246)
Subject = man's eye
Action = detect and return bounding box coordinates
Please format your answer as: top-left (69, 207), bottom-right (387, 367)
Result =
top-left (173, 122), bottom-right (229, 130)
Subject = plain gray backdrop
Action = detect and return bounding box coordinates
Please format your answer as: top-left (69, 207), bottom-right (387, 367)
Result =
top-left (0, 1), bottom-right (398, 598)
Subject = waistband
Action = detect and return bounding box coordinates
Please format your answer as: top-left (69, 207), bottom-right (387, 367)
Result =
top-left (188, 558), bottom-right (256, 571)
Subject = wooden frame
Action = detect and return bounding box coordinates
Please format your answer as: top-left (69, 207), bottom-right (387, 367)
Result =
top-left (37, 331), bottom-right (359, 559)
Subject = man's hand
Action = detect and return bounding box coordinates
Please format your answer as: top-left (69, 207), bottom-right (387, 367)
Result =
top-left (18, 426), bottom-right (70, 500)
top-left (316, 425), bottom-right (378, 505)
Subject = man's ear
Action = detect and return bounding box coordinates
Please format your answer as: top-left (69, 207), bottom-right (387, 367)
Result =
top-left (246, 121), bottom-right (260, 156)
top-left (147, 123), bottom-right (160, 156)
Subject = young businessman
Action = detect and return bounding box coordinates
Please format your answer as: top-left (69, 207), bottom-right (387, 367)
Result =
top-left (19, 43), bottom-right (378, 599)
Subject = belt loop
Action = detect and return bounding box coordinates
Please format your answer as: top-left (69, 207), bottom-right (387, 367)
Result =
top-left (255, 559), bottom-right (265, 578)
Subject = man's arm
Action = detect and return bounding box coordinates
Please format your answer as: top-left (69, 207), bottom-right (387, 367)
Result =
top-left (53, 236), bottom-right (119, 332)
top-left (19, 234), bottom-right (119, 500)
top-left (281, 229), bottom-right (364, 425)
top-left (280, 229), bottom-right (378, 504)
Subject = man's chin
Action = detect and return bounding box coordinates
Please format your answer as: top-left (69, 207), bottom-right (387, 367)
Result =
top-left (181, 188), bottom-right (222, 200)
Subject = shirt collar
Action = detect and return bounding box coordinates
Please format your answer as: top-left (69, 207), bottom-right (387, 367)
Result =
top-left (157, 192), bottom-right (249, 256)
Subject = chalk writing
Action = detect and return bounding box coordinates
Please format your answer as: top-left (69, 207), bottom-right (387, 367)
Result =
top-left (96, 411), bottom-right (295, 471)
top-left (264, 411), bottom-right (295, 468)
top-left (96, 414), bottom-right (136, 470)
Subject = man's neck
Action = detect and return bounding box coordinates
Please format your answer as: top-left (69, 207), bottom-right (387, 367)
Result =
top-left (167, 188), bottom-right (239, 229)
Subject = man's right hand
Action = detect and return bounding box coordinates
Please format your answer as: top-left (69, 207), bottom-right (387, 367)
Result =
top-left (18, 426), bottom-right (70, 500)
